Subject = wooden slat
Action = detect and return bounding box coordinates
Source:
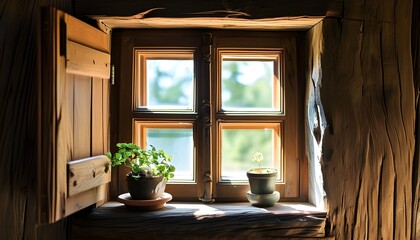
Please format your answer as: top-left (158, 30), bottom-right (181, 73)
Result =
top-left (67, 155), bottom-right (111, 196)
top-left (92, 78), bottom-right (104, 155)
top-left (52, 9), bottom-right (69, 222)
top-left (66, 41), bottom-right (110, 79)
top-left (283, 37), bottom-right (300, 198)
top-left (74, 0), bottom-right (339, 19)
top-left (102, 77), bottom-right (110, 153)
top-left (64, 13), bottom-right (110, 53)
top-left (73, 75), bottom-right (92, 159)
top-left (97, 17), bottom-right (324, 31)
top-left (54, 72), bottom-right (75, 220)
top-left (66, 187), bottom-right (101, 217)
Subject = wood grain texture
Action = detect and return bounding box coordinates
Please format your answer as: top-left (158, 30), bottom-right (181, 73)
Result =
top-left (412, 0), bottom-right (420, 238)
top-left (72, 202), bottom-right (327, 240)
top-left (65, 13), bottom-right (110, 52)
top-left (92, 77), bottom-right (104, 155)
top-left (102, 77), bottom-right (110, 153)
top-left (306, 0), bottom-right (417, 239)
top-left (66, 41), bottom-right (110, 79)
top-left (0, 0), bottom-right (418, 240)
top-left (74, 0), bottom-right (337, 19)
top-left (0, 1), bottom-right (72, 239)
top-left (39, 8), bottom-right (111, 226)
top-left (97, 17), bottom-right (324, 31)
top-left (67, 155), bottom-right (111, 196)
top-left (73, 75), bottom-right (92, 160)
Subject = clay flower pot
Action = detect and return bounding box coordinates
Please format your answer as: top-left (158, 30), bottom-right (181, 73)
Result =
top-left (126, 174), bottom-right (166, 200)
top-left (246, 168), bottom-right (279, 207)
top-left (246, 169), bottom-right (277, 194)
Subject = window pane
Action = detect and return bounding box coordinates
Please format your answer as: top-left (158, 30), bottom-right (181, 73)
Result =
top-left (134, 51), bottom-right (195, 111)
top-left (220, 125), bottom-right (281, 181)
top-left (134, 122), bottom-right (195, 182)
top-left (147, 59), bottom-right (194, 109)
top-left (221, 59), bottom-right (277, 111)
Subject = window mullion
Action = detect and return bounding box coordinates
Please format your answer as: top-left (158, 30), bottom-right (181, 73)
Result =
top-left (197, 33), bottom-right (214, 203)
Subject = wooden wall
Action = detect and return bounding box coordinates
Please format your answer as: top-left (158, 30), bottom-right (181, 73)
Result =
top-left (0, 0), bottom-right (72, 239)
top-left (307, 0), bottom-right (419, 239)
top-left (0, 0), bottom-right (419, 239)
top-left (412, 0), bottom-right (420, 238)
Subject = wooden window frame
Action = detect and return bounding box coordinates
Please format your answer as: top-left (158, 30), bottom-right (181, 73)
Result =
top-left (216, 49), bottom-right (284, 114)
top-left (133, 120), bottom-right (196, 183)
top-left (216, 122), bottom-right (283, 181)
top-left (133, 49), bottom-right (195, 112)
top-left (111, 29), bottom-right (306, 202)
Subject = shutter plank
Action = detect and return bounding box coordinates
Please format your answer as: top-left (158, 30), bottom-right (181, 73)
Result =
top-left (73, 75), bottom-right (92, 159)
top-left (65, 13), bottom-right (109, 52)
top-left (67, 155), bottom-right (111, 196)
top-left (92, 78), bottom-right (104, 155)
top-left (66, 41), bottom-right (110, 79)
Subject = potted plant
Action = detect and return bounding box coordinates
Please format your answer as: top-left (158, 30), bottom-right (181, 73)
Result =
top-left (105, 143), bottom-right (175, 200)
top-left (246, 152), bottom-right (280, 207)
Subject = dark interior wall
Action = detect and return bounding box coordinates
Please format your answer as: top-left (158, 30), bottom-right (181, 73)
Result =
top-left (412, 0), bottom-right (420, 238)
top-left (0, 1), bottom-right (72, 239)
top-left (307, 0), bottom-right (419, 239)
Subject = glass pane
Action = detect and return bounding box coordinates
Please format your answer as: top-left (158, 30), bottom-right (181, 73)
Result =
top-left (147, 59), bottom-right (194, 110)
top-left (221, 60), bottom-right (275, 111)
top-left (221, 128), bottom-right (278, 181)
top-left (145, 128), bottom-right (194, 182)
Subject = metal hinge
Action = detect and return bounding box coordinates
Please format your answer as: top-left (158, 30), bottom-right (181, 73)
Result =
top-left (202, 33), bottom-right (212, 64)
top-left (111, 65), bottom-right (115, 85)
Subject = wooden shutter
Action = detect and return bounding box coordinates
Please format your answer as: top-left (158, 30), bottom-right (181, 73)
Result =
top-left (39, 8), bottom-right (111, 223)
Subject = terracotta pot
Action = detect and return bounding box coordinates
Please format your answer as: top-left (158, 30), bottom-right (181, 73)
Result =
top-left (126, 174), bottom-right (166, 200)
top-left (246, 169), bottom-right (277, 194)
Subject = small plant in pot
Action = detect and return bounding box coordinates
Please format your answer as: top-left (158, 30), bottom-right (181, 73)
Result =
top-left (246, 152), bottom-right (279, 207)
top-left (105, 143), bottom-right (175, 200)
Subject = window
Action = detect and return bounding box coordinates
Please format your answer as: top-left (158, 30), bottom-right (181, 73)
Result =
top-left (133, 50), bottom-right (195, 111)
top-left (113, 30), bottom-right (305, 202)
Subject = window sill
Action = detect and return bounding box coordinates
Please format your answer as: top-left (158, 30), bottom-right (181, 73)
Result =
top-left (71, 201), bottom-right (329, 239)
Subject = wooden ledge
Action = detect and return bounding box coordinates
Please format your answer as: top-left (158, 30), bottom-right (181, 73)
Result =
top-left (71, 202), bottom-right (328, 239)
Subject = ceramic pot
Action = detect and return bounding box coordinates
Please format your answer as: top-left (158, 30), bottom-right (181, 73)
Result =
top-left (126, 174), bottom-right (166, 200)
top-left (246, 169), bottom-right (277, 194)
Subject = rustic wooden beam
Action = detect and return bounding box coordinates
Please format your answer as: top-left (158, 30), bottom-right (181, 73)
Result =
top-left (74, 0), bottom-right (341, 19)
top-left (72, 202), bottom-right (327, 239)
top-left (307, 0), bottom-right (417, 239)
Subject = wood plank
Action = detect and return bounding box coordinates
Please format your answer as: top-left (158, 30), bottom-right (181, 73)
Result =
top-left (64, 13), bottom-right (110, 53)
top-left (65, 187), bottom-right (103, 217)
top-left (54, 71), bottom-right (75, 220)
top-left (73, 75), bottom-right (92, 159)
top-left (95, 180), bottom-right (110, 206)
top-left (283, 37), bottom-right (300, 198)
top-left (102, 77), bottom-right (110, 153)
top-left (66, 41), bottom-right (110, 79)
top-left (91, 78), bottom-right (104, 155)
top-left (97, 17), bottom-right (324, 31)
top-left (72, 202), bottom-right (327, 239)
top-left (67, 155), bottom-right (111, 196)
top-left (74, 0), bottom-right (339, 19)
